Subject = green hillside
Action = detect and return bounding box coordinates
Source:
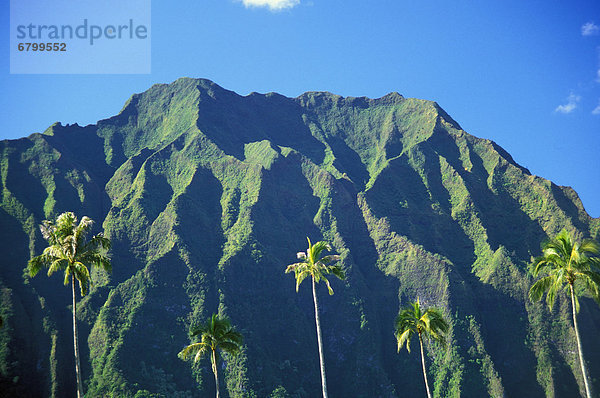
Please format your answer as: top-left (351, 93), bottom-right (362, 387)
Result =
top-left (1, 77), bottom-right (599, 397)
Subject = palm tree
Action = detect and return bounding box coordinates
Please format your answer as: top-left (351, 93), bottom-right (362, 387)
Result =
top-left (27, 212), bottom-right (111, 398)
top-left (178, 313), bottom-right (243, 398)
top-left (285, 237), bottom-right (345, 398)
top-left (395, 299), bottom-right (449, 398)
top-left (529, 229), bottom-right (600, 398)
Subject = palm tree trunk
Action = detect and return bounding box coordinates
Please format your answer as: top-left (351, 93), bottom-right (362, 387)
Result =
top-left (312, 277), bottom-right (329, 398)
top-left (570, 285), bottom-right (592, 398)
top-left (212, 349), bottom-right (220, 398)
top-left (419, 333), bottom-right (432, 398)
top-left (71, 275), bottom-right (83, 398)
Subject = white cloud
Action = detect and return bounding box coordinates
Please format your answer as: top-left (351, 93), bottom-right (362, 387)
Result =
top-left (592, 100), bottom-right (600, 115)
top-left (240, 0), bottom-right (300, 10)
top-left (597, 69), bottom-right (600, 83)
top-left (555, 93), bottom-right (581, 114)
top-left (582, 22), bottom-right (600, 36)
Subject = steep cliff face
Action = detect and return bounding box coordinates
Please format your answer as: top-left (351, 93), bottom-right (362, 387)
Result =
top-left (1, 78), bottom-right (598, 397)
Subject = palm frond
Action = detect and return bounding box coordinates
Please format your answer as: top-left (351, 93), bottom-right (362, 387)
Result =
top-left (430, 333), bottom-right (447, 349)
top-left (79, 251), bottom-right (111, 272)
top-left (329, 264), bottom-right (345, 281)
top-left (396, 329), bottom-right (412, 352)
top-left (39, 220), bottom-right (55, 242)
top-left (423, 308), bottom-right (449, 347)
top-left (74, 216), bottom-right (93, 248)
top-left (28, 254), bottom-right (49, 276)
top-left (308, 265), bottom-right (320, 278)
top-left (323, 276), bottom-right (334, 295)
top-left (554, 230), bottom-right (573, 259)
top-left (42, 245), bottom-right (66, 260)
top-left (219, 341), bottom-right (241, 355)
top-left (70, 260), bottom-right (91, 296)
top-left (55, 212), bottom-right (77, 240)
top-left (295, 269), bottom-right (311, 291)
top-left (532, 256), bottom-right (551, 276)
top-left (48, 258), bottom-right (68, 276)
top-left (84, 233), bottom-right (111, 252)
top-left (578, 270), bottom-right (600, 287)
top-left (74, 262), bottom-right (91, 281)
top-left (178, 342), bottom-right (210, 361)
top-left (580, 239), bottom-right (600, 255)
top-left (546, 278), bottom-right (561, 310)
top-left (579, 273), bottom-right (600, 305)
top-left (310, 240), bottom-right (331, 263)
top-left (75, 274), bottom-right (90, 296)
top-left (589, 257), bottom-right (600, 272)
top-left (319, 254), bottom-right (341, 265)
top-left (529, 276), bottom-right (554, 303)
top-left (222, 328), bottom-right (243, 343)
top-left (64, 267), bottom-right (72, 286)
top-left (285, 262), bottom-right (303, 274)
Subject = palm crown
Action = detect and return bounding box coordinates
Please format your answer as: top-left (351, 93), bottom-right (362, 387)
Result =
top-left (529, 229), bottom-right (600, 312)
top-left (178, 313), bottom-right (242, 398)
top-left (285, 238), bottom-right (344, 295)
top-left (395, 299), bottom-right (449, 353)
top-left (529, 229), bottom-right (600, 398)
top-left (178, 314), bottom-right (242, 398)
top-left (178, 313), bottom-right (243, 363)
top-left (28, 212), bottom-right (111, 296)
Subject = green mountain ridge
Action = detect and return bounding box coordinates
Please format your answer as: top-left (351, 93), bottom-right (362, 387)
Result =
top-left (1, 77), bottom-right (598, 397)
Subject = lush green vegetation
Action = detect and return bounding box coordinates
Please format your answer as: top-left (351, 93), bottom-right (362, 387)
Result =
top-left (0, 77), bottom-right (599, 397)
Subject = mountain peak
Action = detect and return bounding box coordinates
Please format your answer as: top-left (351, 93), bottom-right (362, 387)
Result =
top-left (1, 77), bottom-right (598, 398)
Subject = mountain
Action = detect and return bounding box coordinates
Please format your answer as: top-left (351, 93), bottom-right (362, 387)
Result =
top-left (1, 77), bottom-right (599, 397)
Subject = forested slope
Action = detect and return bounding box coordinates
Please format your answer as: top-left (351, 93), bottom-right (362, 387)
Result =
top-left (1, 78), bottom-right (598, 397)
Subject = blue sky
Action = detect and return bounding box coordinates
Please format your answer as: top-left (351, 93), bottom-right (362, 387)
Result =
top-left (1, 0), bottom-right (599, 217)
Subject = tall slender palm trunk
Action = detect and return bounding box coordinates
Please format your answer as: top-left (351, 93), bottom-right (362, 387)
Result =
top-left (212, 349), bottom-right (220, 398)
top-left (570, 285), bottom-right (592, 398)
top-left (312, 277), bottom-right (329, 398)
top-left (71, 275), bottom-right (83, 398)
top-left (418, 333), bottom-right (432, 398)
